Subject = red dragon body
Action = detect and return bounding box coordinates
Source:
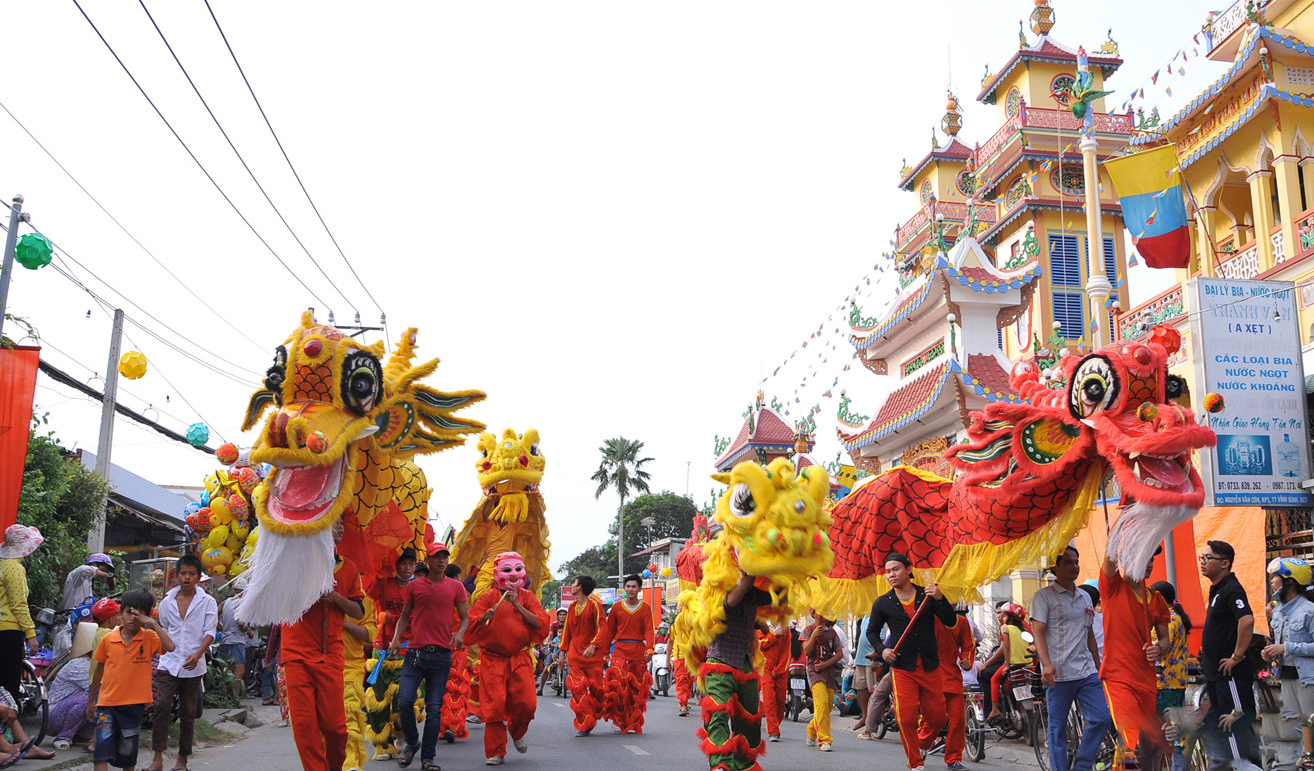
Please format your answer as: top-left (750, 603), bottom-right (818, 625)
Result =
top-left (819, 331), bottom-right (1216, 614)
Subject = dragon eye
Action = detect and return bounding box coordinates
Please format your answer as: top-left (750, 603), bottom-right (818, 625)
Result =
top-left (530, 443), bottom-right (541, 457)
top-left (481, 449), bottom-right (489, 458)
top-left (1069, 355), bottom-right (1119, 419)
top-left (340, 351), bottom-right (383, 415)
top-left (1165, 374), bottom-right (1185, 401)
top-left (728, 483), bottom-right (756, 518)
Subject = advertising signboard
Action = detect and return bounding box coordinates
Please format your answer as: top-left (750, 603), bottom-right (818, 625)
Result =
top-left (1188, 277), bottom-right (1312, 506)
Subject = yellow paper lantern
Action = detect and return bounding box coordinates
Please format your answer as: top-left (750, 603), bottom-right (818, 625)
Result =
top-left (117, 351), bottom-right (148, 380)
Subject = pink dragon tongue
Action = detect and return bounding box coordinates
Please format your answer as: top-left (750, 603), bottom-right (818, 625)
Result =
top-left (279, 464), bottom-right (334, 508)
top-left (1137, 455), bottom-right (1187, 487)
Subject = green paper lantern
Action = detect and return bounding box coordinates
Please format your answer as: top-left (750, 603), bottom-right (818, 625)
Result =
top-left (186, 423), bottom-right (210, 447)
top-left (14, 233), bottom-right (53, 270)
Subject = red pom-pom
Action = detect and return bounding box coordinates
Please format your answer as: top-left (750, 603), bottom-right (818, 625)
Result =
top-left (1204, 392), bottom-right (1225, 413)
top-left (216, 443), bottom-right (239, 465)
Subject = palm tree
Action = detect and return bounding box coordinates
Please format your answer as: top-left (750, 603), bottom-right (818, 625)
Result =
top-left (591, 437), bottom-right (654, 587)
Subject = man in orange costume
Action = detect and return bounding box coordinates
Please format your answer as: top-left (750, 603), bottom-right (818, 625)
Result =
top-left (282, 520), bottom-right (366, 771)
top-left (560, 575), bottom-right (608, 737)
top-left (596, 574), bottom-right (655, 734)
top-left (466, 552), bottom-right (549, 766)
top-left (918, 609), bottom-right (975, 771)
top-left (1100, 544), bottom-right (1170, 769)
top-left (758, 622), bottom-right (790, 742)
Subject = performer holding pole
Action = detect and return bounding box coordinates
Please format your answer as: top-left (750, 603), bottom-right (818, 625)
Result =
top-left (866, 553), bottom-right (956, 771)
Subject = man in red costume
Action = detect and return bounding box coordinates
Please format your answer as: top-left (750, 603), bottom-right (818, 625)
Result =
top-left (560, 575), bottom-right (608, 737)
top-left (595, 574), bottom-right (655, 734)
top-left (757, 621), bottom-right (790, 742)
top-left (1100, 543), bottom-right (1170, 769)
top-left (466, 552), bottom-right (549, 766)
top-left (282, 519), bottom-right (366, 771)
top-left (918, 608), bottom-right (976, 771)
top-left (867, 552), bottom-right (956, 771)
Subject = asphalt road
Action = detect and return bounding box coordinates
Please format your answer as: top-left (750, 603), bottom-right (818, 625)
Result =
top-left (22, 690), bottom-right (1044, 771)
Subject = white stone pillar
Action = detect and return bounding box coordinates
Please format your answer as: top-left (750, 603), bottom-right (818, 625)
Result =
top-left (1081, 135), bottom-right (1111, 348)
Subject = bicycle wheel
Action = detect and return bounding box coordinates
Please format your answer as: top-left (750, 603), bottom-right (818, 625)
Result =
top-left (965, 702), bottom-right (986, 763)
top-left (1032, 704), bottom-right (1051, 771)
top-left (18, 661), bottom-right (48, 748)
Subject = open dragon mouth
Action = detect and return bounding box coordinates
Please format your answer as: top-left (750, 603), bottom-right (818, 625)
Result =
top-left (1124, 451), bottom-right (1192, 493)
top-left (265, 455), bottom-right (348, 525)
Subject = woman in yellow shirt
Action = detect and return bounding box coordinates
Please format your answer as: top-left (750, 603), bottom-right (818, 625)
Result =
top-left (0, 525), bottom-right (42, 704)
top-left (986, 603), bottom-right (1032, 722)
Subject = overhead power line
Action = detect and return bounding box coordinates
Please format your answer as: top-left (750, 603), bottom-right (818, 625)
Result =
top-left (71, 0), bottom-right (335, 312)
top-left (38, 359), bottom-right (215, 454)
top-left (203, 0), bottom-right (387, 327)
top-left (0, 99), bottom-right (267, 353)
top-left (136, 0), bottom-right (358, 319)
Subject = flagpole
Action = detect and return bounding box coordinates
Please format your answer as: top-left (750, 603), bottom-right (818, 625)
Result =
top-left (1078, 47), bottom-right (1111, 349)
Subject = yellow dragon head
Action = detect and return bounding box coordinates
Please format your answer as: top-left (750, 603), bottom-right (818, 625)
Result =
top-left (472, 428), bottom-right (545, 525)
top-left (236, 311), bottom-right (485, 624)
top-left (674, 458), bottom-right (833, 671)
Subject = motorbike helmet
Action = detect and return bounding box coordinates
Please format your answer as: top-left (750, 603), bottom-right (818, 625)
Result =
top-left (1000, 602), bottom-right (1026, 622)
top-left (87, 552), bottom-right (115, 573)
top-left (1267, 557), bottom-right (1313, 587)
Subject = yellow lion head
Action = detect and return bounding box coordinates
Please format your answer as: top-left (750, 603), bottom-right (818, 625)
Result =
top-left (242, 311), bottom-right (486, 536)
top-left (711, 457), bottom-right (833, 581)
top-left (476, 428), bottom-right (545, 490)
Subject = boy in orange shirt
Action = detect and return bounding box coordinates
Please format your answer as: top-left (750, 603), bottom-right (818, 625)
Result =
top-left (560, 575), bottom-right (608, 737)
top-left (87, 590), bottom-right (176, 771)
top-left (595, 575), bottom-right (654, 734)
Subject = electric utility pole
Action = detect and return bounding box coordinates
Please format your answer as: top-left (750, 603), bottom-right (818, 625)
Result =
top-left (89, 309), bottom-right (124, 552)
top-left (0, 195), bottom-right (28, 341)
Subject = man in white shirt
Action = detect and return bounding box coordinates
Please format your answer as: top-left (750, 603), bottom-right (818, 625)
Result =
top-left (149, 555), bottom-right (217, 771)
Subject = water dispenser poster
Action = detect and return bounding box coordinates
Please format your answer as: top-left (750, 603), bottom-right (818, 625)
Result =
top-left (1188, 277), bottom-right (1312, 507)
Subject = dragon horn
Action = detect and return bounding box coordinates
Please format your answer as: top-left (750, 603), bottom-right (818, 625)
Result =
top-left (385, 327), bottom-right (421, 383)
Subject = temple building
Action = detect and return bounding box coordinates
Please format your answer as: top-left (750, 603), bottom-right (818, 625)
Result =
top-left (840, 0), bottom-right (1134, 475)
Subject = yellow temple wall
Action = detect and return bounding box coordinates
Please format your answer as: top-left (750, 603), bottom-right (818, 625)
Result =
top-left (1274, 0), bottom-right (1314, 36)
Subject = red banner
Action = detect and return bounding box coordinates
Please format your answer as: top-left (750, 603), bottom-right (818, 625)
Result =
top-left (0, 346), bottom-right (40, 534)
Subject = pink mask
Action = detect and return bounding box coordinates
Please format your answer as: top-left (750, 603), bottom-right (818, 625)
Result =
top-left (493, 552), bottom-right (527, 592)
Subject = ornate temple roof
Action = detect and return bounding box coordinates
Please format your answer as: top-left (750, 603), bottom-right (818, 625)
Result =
top-left (714, 406), bottom-right (804, 469)
top-left (898, 137), bottom-right (975, 191)
top-left (1131, 26), bottom-right (1314, 146)
top-left (835, 355), bottom-right (1022, 452)
top-left (978, 35), bottom-right (1122, 104)
top-left (849, 251), bottom-right (1042, 352)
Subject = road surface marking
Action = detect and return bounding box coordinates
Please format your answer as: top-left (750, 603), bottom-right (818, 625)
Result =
top-left (624, 745), bottom-right (650, 756)
top-left (552, 702), bottom-right (564, 708)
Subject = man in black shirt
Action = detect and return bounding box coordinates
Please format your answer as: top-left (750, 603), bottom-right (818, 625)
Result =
top-left (866, 553), bottom-right (955, 771)
top-left (1199, 539), bottom-right (1259, 767)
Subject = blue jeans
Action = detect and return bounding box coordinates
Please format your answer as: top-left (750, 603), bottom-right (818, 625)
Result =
top-left (399, 647), bottom-right (452, 761)
top-left (1045, 673), bottom-right (1113, 771)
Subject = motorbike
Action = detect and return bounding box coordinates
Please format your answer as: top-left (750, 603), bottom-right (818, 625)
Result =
top-left (537, 640), bottom-right (566, 697)
top-left (650, 643), bottom-right (671, 697)
top-left (786, 663), bottom-right (813, 722)
top-left (988, 657), bottom-right (1042, 741)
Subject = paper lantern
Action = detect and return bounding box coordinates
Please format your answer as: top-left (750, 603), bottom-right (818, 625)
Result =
top-left (13, 233), bottom-right (52, 270)
top-left (116, 351), bottom-right (147, 380)
top-left (660, 566), bottom-right (672, 578)
top-left (215, 443), bottom-right (239, 465)
top-left (647, 562), bottom-right (658, 574)
top-left (186, 423), bottom-right (210, 447)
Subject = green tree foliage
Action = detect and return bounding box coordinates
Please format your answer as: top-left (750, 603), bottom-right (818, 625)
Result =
top-left (17, 422), bottom-right (111, 609)
top-left (557, 492), bottom-right (697, 581)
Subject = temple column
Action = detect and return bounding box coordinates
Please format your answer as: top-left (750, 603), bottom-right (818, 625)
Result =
top-left (1248, 169), bottom-right (1276, 270)
top-left (1273, 156), bottom-right (1302, 265)
top-left (1197, 206), bottom-right (1218, 278)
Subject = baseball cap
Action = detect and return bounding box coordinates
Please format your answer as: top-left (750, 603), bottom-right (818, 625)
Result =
top-left (91, 598), bottom-right (121, 622)
top-left (413, 561), bottom-right (430, 574)
top-left (397, 548), bottom-right (418, 563)
top-left (426, 543), bottom-right (450, 557)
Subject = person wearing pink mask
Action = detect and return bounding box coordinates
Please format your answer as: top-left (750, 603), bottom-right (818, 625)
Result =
top-left (465, 553), bottom-right (549, 766)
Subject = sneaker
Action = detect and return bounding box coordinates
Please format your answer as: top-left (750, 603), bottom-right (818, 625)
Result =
top-left (53, 740), bottom-right (71, 750)
top-left (467, 715), bottom-right (483, 724)
top-left (575, 730), bottom-right (589, 738)
top-left (373, 753), bottom-right (394, 761)
top-left (947, 763), bottom-right (969, 771)
top-left (856, 732), bottom-right (873, 741)
top-left (767, 735), bottom-right (780, 743)
top-left (278, 719), bottom-right (289, 727)
top-left (485, 758), bottom-right (504, 766)
top-left (819, 743), bottom-right (832, 752)
top-left (806, 738), bottom-right (816, 747)
top-left (443, 731), bottom-right (455, 745)
top-left (513, 738), bottom-right (527, 754)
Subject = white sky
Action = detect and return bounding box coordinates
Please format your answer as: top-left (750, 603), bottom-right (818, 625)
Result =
top-left (4, 1), bottom-right (1226, 570)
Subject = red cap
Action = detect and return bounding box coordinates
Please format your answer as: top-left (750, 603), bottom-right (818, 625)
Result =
top-left (426, 542), bottom-right (450, 557)
top-left (92, 598), bottom-right (121, 622)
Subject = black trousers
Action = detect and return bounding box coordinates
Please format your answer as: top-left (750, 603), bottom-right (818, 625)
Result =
top-left (979, 659), bottom-right (1003, 716)
top-left (0, 629), bottom-right (27, 701)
